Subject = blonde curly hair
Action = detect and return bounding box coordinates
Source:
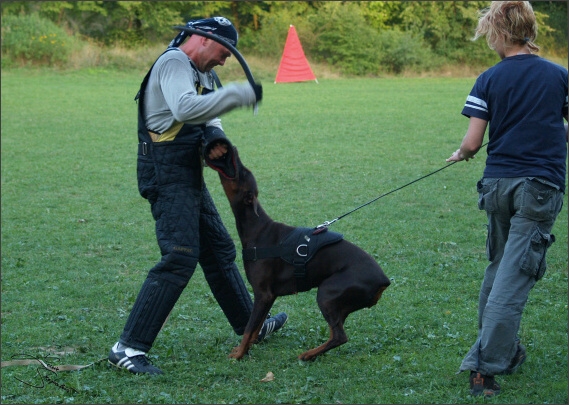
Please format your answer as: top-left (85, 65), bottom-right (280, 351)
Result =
top-left (473, 1), bottom-right (539, 53)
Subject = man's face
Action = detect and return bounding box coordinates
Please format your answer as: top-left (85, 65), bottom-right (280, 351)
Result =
top-left (200, 38), bottom-right (232, 71)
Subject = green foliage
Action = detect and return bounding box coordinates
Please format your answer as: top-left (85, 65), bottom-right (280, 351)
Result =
top-left (377, 29), bottom-right (437, 74)
top-left (1, 13), bottom-right (77, 67)
top-left (532, 2), bottom-right (568, 57)
top-left (0, 1), bottom-right (566, 74)
top-left (361, 1), bottom-right (407, 30)
top-left (83, 1), bottom-right (183, 47)
top-left (399, 1), bottom-right (496, 65)
top-left (240, 2), bottom-right (317, 60)
top-left (1, 70), bottom-right (567, 404)
top-left (308, 2), bottom-right (382, 76)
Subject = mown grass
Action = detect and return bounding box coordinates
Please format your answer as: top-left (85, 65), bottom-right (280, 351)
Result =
top-left (1, 68), bottom-right (567, 404)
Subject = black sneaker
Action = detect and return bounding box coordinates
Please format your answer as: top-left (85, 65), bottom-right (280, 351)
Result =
top-left (470, 371), bottom-right (501, 397)
top-left (255, 312), bottom-right (288, 343)
top-left (503, 342), bottom-right (526, 375)
top-left (108, 343), bottom-right (163, 375)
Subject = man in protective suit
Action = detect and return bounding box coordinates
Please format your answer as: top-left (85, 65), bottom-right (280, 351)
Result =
top-left (108, 17), bottom-right (288, 375)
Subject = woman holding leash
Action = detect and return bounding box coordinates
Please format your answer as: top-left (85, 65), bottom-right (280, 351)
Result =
top-left (446, 1), bottom-right (568, 397)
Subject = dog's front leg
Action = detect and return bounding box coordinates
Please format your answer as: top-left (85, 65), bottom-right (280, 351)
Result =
top-left (229, 295), bottom-right (275, 360)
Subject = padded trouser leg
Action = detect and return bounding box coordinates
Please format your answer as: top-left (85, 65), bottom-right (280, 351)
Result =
top-left (199, 186), bottom-right (253, 335)
top-left (119, 256), bottom-right (196, 352)
top-left (202, 260), bottom-right (253, 335)
top-left (119, 273), bottom-right (188, 352)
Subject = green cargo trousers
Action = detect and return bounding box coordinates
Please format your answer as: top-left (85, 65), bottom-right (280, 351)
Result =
top-left (459, 177), bottom-right (563, 376)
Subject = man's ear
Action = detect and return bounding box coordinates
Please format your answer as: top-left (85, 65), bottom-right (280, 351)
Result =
top-left (201, 35), bottom-right (216, 47)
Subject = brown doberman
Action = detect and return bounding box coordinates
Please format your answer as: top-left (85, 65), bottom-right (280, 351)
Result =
top-left (216, 147), bottom-right (391, 361)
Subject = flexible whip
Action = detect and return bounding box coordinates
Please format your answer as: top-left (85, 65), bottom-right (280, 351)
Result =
top-left (173, 26), bottom-right (259, 114)
top-left (316, 142), bottom-right (489, 229)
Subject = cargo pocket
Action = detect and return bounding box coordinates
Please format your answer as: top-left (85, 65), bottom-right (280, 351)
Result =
top-left (520, 178), bottom-right (563, 222)
top-left (477, 178), bottom-right (500, 212)
top-left (520, 228), bottom-right (555, 281)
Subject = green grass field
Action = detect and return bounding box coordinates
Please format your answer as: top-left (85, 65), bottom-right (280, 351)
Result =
top-left (1, 68), bottom-right (567, 404)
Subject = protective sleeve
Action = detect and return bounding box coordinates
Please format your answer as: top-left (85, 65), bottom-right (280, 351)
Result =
top-left (202, 126), bottom-right (237, 179)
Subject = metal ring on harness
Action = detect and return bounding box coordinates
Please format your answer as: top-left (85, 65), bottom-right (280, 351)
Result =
top-left (296, 244), bottom-right (308, 257)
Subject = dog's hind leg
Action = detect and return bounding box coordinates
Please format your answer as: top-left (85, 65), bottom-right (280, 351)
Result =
top-left (298, 320), bottom-right (348, 361)
top-left (299, 273), bottom-right (381, 361)
top-left (298, 284), bottom-right (353, 361)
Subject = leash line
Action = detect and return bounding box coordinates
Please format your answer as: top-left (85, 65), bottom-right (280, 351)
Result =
top-left (316, 143), bottom-right (488, 229)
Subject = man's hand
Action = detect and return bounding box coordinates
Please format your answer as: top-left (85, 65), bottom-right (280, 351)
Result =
top-left (208, 142), bottom-right (228, 160)
top-left (252, 82), bottom-right (262, 102)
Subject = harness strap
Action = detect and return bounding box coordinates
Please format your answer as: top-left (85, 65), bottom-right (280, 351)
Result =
top-left (138, 142), bottom-right (150, 156)
top-left (242, 244), bottom-right (309, 279)
top-left (241, 227), bottom-right (343, 280)
top-left (211, 69), bottom-right (222, 89)
top-left (242, 246), bottom-right (282, 262)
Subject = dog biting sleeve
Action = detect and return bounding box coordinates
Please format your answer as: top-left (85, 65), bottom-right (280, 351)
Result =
top-left (202, 127), bottom-right (238, 179)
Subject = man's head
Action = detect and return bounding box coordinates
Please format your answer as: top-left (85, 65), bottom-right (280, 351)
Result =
top-left (170, 17), bottom-right (238, 48)
top-left (171, 17), bottom-right (238, 72)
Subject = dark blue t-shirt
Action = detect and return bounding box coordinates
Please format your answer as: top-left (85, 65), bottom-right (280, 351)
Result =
top-left (462, 54), bottom-right (568, 192)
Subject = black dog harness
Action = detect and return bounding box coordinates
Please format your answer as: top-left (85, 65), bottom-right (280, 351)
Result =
top-left (242, 227), bottom-right (343, 280)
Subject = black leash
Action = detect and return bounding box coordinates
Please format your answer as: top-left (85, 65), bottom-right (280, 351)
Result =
top-left (315, 142), bottom-right (488, 230)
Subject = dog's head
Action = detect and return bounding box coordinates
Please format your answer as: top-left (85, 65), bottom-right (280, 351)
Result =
top-left (218, 147), bottom-right (260, 216)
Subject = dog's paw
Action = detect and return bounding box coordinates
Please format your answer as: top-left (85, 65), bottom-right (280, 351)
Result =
top-left (298, 351), bottom-right (318, 362)
top-left (228, 346), bottom-right (246, 360)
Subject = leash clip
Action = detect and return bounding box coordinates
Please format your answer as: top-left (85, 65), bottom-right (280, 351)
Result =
top-left (314, 218), bottom-right (338, 233)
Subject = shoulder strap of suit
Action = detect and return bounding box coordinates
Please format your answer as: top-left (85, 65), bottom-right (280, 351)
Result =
top-left (211, 69), bottom-right (222, 89)
top-left (134, 47), bottom-right (179, 102)
top-left (135, 48), bottom-right (224, 104)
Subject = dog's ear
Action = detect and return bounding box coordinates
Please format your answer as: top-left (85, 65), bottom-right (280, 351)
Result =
top-left (252, 195), bottom-right (259, 217)
top-left (244, 190), bottom-right (254, 206)
top-left (244, 191), bottom-right (259, 217)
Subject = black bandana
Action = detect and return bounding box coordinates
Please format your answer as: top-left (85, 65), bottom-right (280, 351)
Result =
top-left (169, 17), bottom-right (238, 49)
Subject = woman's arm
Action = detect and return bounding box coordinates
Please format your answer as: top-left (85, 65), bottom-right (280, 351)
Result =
top-left (446, 117), bottom-right (488, 162)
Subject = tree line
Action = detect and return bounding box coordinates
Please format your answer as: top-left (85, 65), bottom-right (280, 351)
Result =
top-left (2, 1), bottom-right (566, 75)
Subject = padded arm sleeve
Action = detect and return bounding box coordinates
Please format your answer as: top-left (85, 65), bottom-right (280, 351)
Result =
top-left (202, 126), bottom-right (237, 179)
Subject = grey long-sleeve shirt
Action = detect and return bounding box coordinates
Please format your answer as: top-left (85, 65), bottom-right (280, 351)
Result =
top-left (144, 48), bottom-right (256, 134)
